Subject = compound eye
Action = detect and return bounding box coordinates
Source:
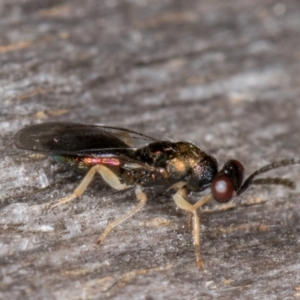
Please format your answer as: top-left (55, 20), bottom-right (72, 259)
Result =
top-left (211, 174), bottom-right (234, 203)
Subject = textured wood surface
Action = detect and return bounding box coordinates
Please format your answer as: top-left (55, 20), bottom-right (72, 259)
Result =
top-left (1, 0), bottom-right (300, 299)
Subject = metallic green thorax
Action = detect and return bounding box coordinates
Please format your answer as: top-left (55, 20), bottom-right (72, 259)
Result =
top-left (134, 141), bottom-right (218, 191)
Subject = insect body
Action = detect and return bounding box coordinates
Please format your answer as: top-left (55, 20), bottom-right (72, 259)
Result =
top-left (15, 122), bottom-right (300, 269)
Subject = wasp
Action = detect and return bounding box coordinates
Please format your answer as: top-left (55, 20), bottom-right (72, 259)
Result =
top-left (14, 122), bottom-right (300, 269)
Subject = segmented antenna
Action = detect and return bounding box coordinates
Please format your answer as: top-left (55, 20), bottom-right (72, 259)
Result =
top-left (237, 158), bottom-right (300, 195)
top-left (252, 177), bottom-right (296, 189)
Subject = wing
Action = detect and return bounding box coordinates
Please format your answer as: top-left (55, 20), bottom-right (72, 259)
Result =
top-left (14, 122), bottom-right (157, 157)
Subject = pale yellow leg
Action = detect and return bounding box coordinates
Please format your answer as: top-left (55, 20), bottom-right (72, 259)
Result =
top-left (47, 165), bottom-right (128, 210)
top-left (96, 185), bottom-right (147, 244)
top-left (172, 188), bottom-right (213, 269)
top-left (193, 194), bottom-right (213, 210)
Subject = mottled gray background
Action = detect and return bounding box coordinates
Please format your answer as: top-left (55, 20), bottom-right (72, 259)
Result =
top-left (1, 0), bottom-right (300, 299)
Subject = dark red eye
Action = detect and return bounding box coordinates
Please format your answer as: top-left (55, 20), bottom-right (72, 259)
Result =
top-left (211, 174), bottom-right (234, 203)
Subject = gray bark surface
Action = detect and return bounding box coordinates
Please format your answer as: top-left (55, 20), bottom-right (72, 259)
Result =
top-left (1, 0), bottom-right (300, 299)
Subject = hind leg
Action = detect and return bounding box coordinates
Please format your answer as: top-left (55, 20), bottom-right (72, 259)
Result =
top-left (47, 165), bottom-right (128, 209)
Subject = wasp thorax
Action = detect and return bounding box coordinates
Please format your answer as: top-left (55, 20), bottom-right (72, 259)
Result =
top-left (186, 154), bottom-right (218, 192)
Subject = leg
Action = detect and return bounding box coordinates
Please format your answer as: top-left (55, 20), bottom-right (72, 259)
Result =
top-left (187, 194), bottom-right (213, 229)
top-left (96, 185), bottom-right (147, 244)
top-left (193, 194), bottom-right (213, 210)
top-left (47, 165), bottom-right (128, 210)
top-left (173, 188), bottom-right (213, 269)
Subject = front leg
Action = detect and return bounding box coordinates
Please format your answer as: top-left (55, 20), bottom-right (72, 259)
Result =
top-left (173, 188), bottom-right (212, 269)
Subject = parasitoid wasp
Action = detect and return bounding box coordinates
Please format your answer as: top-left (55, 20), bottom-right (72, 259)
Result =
top-left (14, 122), bottom-right (300, 269)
